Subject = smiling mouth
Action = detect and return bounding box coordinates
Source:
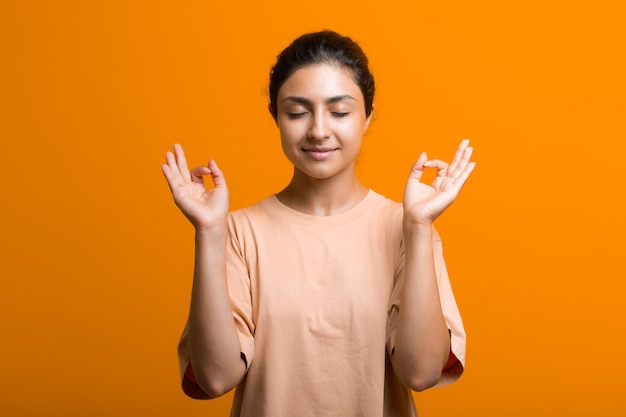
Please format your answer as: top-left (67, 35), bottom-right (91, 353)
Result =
top-left (302, 148), bottom-right (338, 161)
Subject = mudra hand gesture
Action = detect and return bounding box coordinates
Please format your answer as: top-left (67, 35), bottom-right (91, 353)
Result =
top-left (403, 139), bottom-right (476, 226)
top-left (161, 144), bottom-right (229, 230)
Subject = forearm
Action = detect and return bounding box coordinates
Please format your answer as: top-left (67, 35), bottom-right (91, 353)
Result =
top-left (392, 222), bottom-right (450, 391)
top-left (186, 224), bottom-right (246, 397)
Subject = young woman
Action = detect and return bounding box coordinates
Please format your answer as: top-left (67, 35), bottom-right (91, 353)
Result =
top-left (162, 30), bottom-right (475, 416)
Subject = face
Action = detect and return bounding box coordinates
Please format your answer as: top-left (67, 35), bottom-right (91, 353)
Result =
top-left (274, 63), bottom-right (372, 181)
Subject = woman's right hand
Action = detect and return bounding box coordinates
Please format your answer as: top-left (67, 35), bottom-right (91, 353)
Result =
top-left (161, 144), bottom-right (229, 230)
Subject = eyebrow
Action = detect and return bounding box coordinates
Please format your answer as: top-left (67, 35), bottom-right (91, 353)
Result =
top-left (281, 95), bottom-right (356, 105)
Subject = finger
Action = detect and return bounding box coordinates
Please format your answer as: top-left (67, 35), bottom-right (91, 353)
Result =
top-left (448, 139), bottom-right (470, 173)
top-left (424, 159), bottom-right (449, 189)
top-left (423, 159), bottom-right (449, 177)
top-left (407, 152), bottom-right (429, 182)
top-left (451, 161), bottom-right (476, 190)
top-left (207, 159), bottom-right (229, 190)
top-left (164, 150), bottom-right (183, 178)
top-left (161, 163), bottom-right (181, 195)
top-left (173, 143), bottom-right (192, 181)
top-left (189, 165), bottom-right (212, 184)
top-left (448, 145), bottom-right (473, 179)
top-left (161, 163), bottom-right (173, 183)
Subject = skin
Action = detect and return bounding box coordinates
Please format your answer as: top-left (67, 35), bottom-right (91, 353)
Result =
top-left (161, 62), bottom-right (476, 397)
top-left (162, 150), bottom-right (242, 398)
top-left (272, 64), bottom-right (371, 215)
top-left (395, 140), bottom-right (475, 390)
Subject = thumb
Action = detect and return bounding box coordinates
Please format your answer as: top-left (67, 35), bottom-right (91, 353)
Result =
top-left (207, 159), bottom-right (228, 190)
top-left (407, 152), bottom-right (428, 182)
top-left (189, 165), bottom-right (211, 183)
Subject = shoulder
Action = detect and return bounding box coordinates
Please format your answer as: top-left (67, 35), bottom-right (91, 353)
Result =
top-left (363, 191), bottom-right (404, 242)
top-left (228, 196), bottom-right (275, 222)
top-left (226, 196), bottom-right (285, 241)
top-left (370, 190), bottom-right (401, 209)
top-left (367, 190), bottom-right (403, 221)
top-left (225, 197), bottom-right (279, 256)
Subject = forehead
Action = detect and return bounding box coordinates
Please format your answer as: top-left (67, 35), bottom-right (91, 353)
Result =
top-left (277, 63), bottom-right (362, 101)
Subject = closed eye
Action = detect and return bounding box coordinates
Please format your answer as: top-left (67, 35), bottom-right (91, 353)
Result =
top-left (332, 112), bottom-right (349, 118)
top-left (287, 112), bottom-right (308, 119)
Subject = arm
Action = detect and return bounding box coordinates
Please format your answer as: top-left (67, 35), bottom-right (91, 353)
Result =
top-left (392, 223), bottom-right (449, 392)
top-left (162, 144), bottom-right (246, 398)
top-left (185, 224), bottom-right (247, 398)
top-left (391, 140), bottom-right (475, 391)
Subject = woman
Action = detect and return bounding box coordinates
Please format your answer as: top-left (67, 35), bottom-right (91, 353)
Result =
top-left (162, 30), bottom-right (475, 416)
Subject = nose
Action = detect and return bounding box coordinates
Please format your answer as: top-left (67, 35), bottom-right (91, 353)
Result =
top-left (308, 112), bottom-right (331, 140)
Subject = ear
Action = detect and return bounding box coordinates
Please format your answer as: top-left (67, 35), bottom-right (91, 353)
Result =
top-left (268, 103), bottom-right (280, 126)
top-left (364, 104), bottom-right (374, 131)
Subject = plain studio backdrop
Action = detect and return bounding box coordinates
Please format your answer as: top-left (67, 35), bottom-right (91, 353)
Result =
top-left (1, 1), bottom-right (624, 416)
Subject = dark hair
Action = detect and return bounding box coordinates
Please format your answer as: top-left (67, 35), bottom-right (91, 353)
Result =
top-left (268, 30), bottom-right (375, 121)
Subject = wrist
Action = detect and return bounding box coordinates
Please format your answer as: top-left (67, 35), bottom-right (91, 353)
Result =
top-left (403, 217), bottom-right (433, 238)
top-left (194, 218), bottom-right (228, 236)
top-left (403, 212), bottom-right (433, 228)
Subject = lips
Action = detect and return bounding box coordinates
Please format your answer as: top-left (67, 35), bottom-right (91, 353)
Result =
top-left (302, 147), bottom-right (338, 161)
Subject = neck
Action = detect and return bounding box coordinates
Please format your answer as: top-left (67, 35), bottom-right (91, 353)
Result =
top-left (276, 168), bottom-right (368, 216)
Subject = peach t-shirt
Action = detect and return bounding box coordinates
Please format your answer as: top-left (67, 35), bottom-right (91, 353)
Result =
top-left (178, 190), bottom-right (465, 416)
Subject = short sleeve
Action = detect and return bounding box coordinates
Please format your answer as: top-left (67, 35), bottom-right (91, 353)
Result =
top-left (386, 226), bottom-right (466, 387)
top-left (176, 215), bottom-right (256, 394)
top-left (224, 218), bottom-right (256, 369)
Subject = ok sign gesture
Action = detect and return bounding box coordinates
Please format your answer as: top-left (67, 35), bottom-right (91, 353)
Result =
top-left (161, 144), bottom-right (229, 230)
top-left (403, 139), bottom-right (476, 226)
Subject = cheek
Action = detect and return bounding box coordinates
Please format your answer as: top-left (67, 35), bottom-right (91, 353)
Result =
top-left (335, 120), bottom-right (366, 142)
top-left (278, 120), bottom-right (306, 142)
top-left (279, 125), bottom-right (304, 157)
top-left (279, 131), bottom-right (305, 166)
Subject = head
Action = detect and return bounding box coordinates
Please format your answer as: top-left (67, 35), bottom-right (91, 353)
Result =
top-left (268, 30), bottom-right (375, 122)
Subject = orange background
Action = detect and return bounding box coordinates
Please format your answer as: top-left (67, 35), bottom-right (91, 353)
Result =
top-left (1, 1), bottom-right (624, 416)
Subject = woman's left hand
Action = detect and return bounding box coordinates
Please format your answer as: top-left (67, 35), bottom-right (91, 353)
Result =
top-left (403, 139), bottom-right (476, 226)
